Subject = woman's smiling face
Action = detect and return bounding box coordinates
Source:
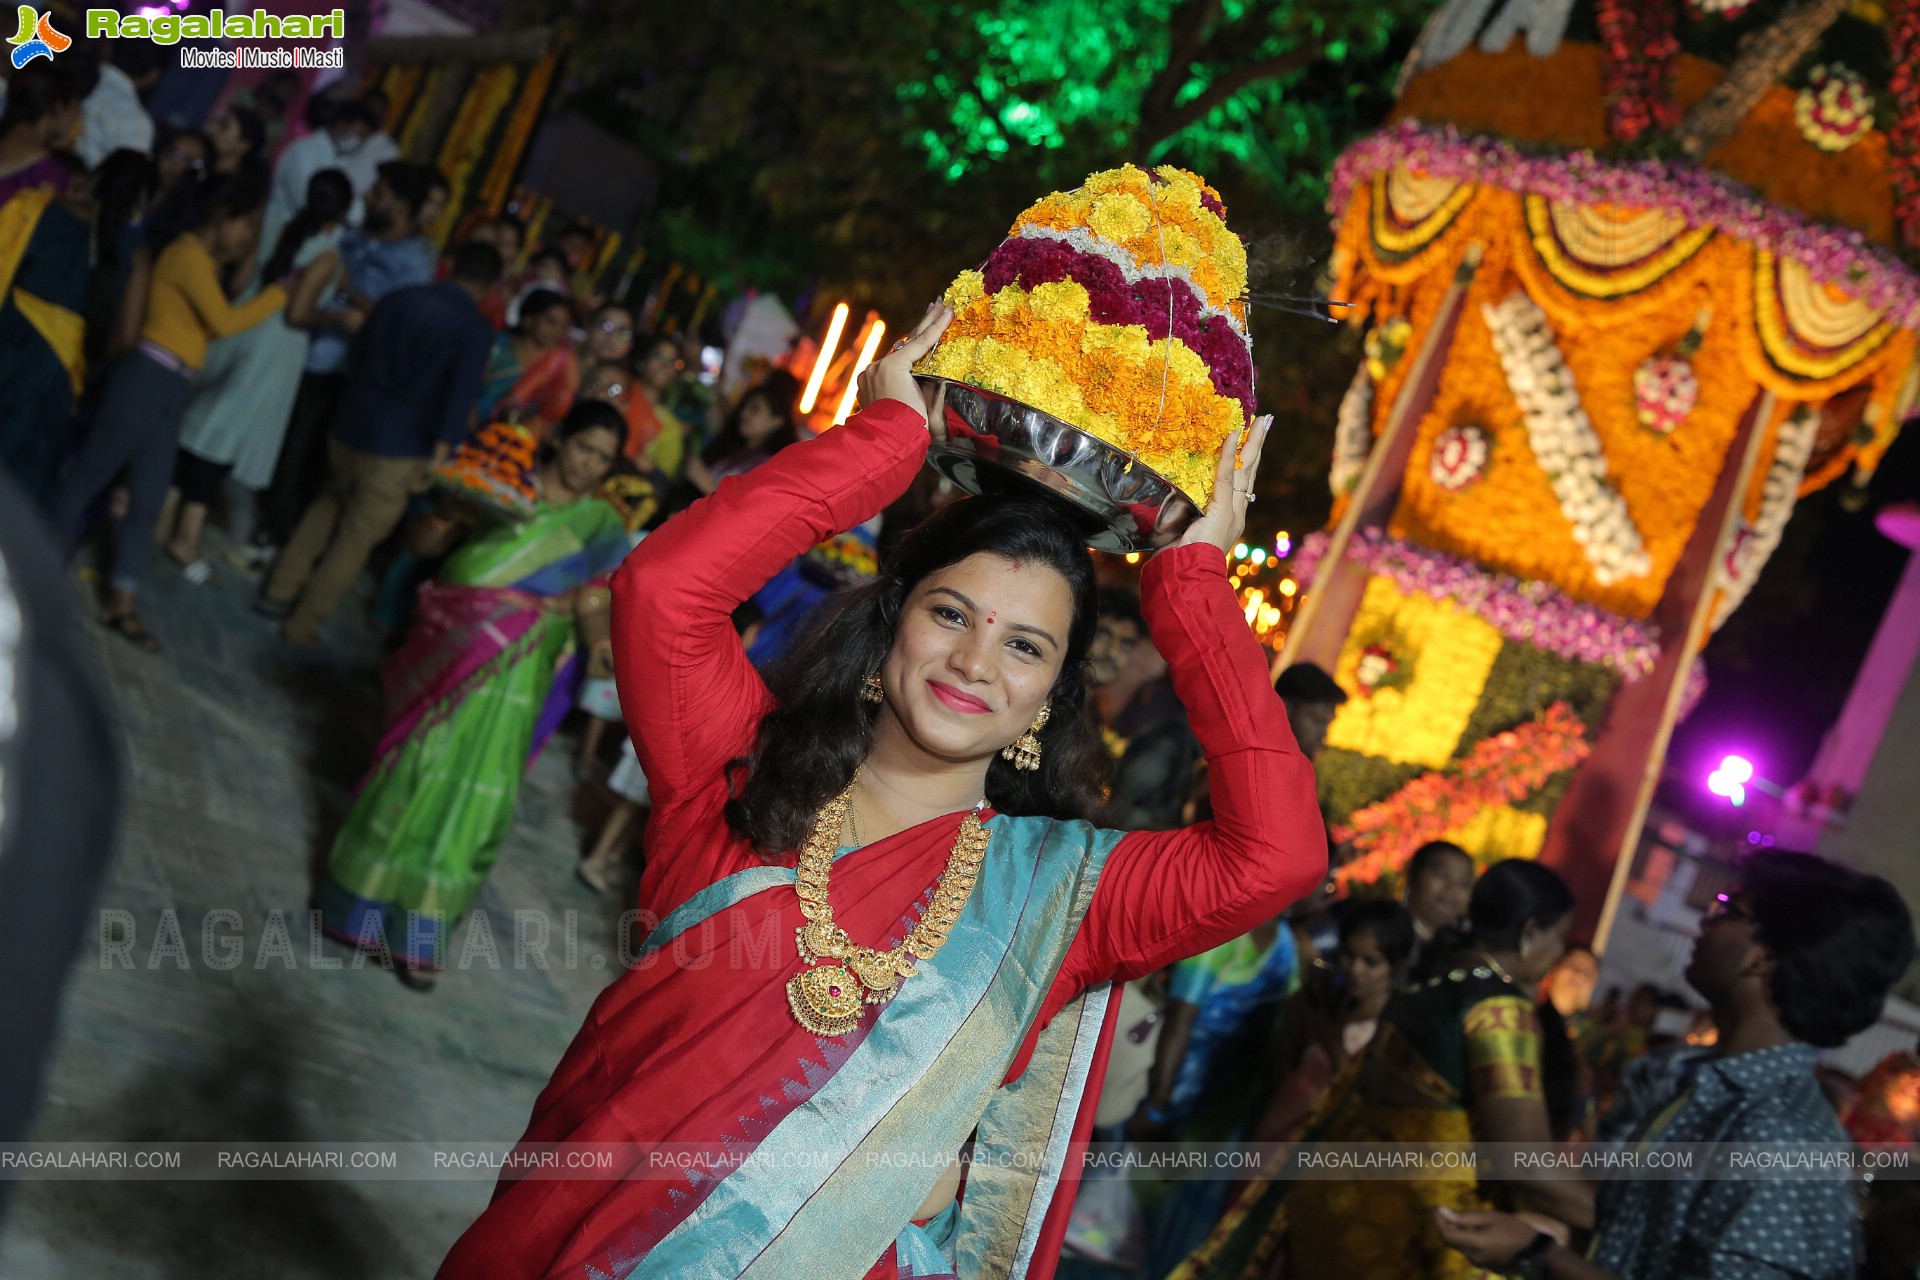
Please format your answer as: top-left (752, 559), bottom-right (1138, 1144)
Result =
top-left (878, 553), bottom-right (1074, 765)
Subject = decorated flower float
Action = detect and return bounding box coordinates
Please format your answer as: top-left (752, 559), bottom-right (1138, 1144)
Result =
top-left (1283, 0), bottom-right (1920, 936)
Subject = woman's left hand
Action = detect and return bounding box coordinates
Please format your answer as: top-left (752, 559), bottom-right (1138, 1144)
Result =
top-left (1169, 414), bottom-right (1272, 556)
top-left (587, 642), bottom-right (616, 680)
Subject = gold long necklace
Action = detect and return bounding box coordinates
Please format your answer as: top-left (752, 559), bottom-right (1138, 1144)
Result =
top-left (786, 779), bottom-right (989, 1037)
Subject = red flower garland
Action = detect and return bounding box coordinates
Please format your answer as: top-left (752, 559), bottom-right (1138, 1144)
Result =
top-left (1891, 0), bottom-right (1920, 251)
top-left (1598, 0), bottom-right (1681, 144)
top-left (1332, 702), bottom-right (1593, 888)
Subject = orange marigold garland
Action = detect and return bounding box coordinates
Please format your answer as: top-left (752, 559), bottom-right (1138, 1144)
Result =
top-left (1333, 701), bottom-right (1592, 887)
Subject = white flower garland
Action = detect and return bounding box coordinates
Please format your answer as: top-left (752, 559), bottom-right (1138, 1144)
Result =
top-left (1712, 407), bottom-right (1818, 629)
top-left (1330, 363), bottom-right (1375, 497)
top-left (1483, 291), bottom-right (1652, 585)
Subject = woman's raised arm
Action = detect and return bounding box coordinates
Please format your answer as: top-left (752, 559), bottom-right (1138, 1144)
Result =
top-left (611, 306), bottom-right (954, 812)
top-left (1065, 539), bottom-right (1328, 986)
top-left (1061, 416), bottom-right (1329, 985)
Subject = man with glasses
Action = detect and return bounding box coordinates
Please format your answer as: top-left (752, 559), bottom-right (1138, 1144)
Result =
top-left (1437, 850), bottom-right (1914, 1280)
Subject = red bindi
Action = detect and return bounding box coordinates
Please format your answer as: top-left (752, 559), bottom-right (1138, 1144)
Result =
top-left (986, 612), bottom-right (997, 626)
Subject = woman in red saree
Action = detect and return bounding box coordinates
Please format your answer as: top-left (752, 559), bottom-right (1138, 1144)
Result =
top-left (438, 307), bottom-right (1327, 1279)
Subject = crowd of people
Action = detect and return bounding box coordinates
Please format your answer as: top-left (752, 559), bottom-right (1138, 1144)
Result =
top-left (5, 50), bottom-right (1920, 1280)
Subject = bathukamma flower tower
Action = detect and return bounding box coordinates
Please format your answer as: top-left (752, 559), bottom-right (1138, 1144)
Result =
top-left (915, 164), bottom-right (1254, 550)
top-left (1284, 0), bottom-right (1920, 940)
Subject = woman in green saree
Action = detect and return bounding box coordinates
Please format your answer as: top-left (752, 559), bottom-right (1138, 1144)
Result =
top-left (1170, 860), bottom-right (1594, 1280)
top-left (315, 402), bottom-right (629, 989)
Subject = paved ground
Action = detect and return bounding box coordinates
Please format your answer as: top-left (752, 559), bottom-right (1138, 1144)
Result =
top-left (0, 528), bottom-right (633, 1278)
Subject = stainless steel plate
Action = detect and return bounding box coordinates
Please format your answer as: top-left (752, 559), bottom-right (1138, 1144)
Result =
top-left (916, 377), bottom-right (1202, 552)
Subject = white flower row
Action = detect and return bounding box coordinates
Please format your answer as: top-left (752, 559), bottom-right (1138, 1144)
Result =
top-left (1712, 408), bottom-right (1818, 629)
top-left (1330, 363), bottom-right (1374, 497)
top-left (1012, 224), bottom-right (1252, 358)
top-left (1483, 291), bottom-right (1653, 585)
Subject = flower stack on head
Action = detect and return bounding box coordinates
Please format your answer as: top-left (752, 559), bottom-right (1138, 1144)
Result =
top-left (915, 163), bottom-right (1254, 508)
top-left (433, 421), bottom-right (540, 520)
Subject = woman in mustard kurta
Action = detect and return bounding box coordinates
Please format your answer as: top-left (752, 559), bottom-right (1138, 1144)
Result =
top-left (51, 171), bottom-right (286, 652)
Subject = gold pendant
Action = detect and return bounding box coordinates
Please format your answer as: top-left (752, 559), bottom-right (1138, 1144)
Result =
top-left (846, 947), bottom-right (901, 997)
top-left (786, 964), bottom-right (866, 1037)
top-left (797, 918), bottom-right (848, 964)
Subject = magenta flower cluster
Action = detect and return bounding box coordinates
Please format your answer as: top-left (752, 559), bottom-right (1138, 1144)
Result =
top-left (1330, 121), bottom-right (1920, 329)
top-left (980, 236), bottom-right (1255, 411)
top-left (1292, 528), bottom-right (1662, 681)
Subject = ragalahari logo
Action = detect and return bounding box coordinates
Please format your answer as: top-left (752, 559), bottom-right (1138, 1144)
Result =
top-left (9, 6), bottom-right (70, 67)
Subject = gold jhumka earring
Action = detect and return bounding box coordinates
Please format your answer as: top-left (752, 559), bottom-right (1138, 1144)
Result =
top-left (1001, 703), bottom-right (1050, 771)
top-left (860, 672), bottom-right (885, 704)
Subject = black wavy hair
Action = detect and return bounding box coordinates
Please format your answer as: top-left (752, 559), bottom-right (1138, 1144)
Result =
top-left (1418, 858), bottom-right (1574, 981)
top-left (375, 159), bottom-right (438, 222)
top-left (515, 288), bottom-right (570, 335)
top-left (448, 240), bottom-right (505, 288)
top-left (1096, 585), bottom-right (1143, 630)
top-left (726, 496), bottom-right (1110, 855)
top-left (1744, 851), bottom-right (1914, 1048)
top-left (1, 63), bottom-right (78, 132)
top-left (83, 149), bottom-right (157, 363)
top-left (220, 103), bottom-right (267, 165)
top-left (143, 168), bottom-right (269, 254)
top-left (1406, 840), bottom-right (1472, 889)
top-left (261, 168), bottom-right (350, 284)
top-left (702, 371), bottom-right (801, 467)
top-left (1340, 898), bottom-right (1417, 975)
top-left (548, 398), bottom-right (628, 450)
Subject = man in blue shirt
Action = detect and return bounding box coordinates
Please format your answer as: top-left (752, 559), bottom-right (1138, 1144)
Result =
top-left (253, 160), bottom-right (450, 555)
top-left (1437, 850), bottom-right (1914, 1280)
top-left (261, 242), bottom-right (502, 648)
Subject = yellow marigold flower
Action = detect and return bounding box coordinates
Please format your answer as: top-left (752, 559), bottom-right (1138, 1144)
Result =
top-left (945, 270), bottom-right (987, 311)
top-left (1156, 224), bottom-right (1203, 269)
top-left (1083, 166), bottom-right (1143, 198)
top-left (1081, 320), bottom-right (1153, 363)
top-left (1089, 192), bottom-right (1153, 245)
top-left (1025, 278), bottom-right (1093, 326)
top-left (1156, 336), bottom-right (1215, 388)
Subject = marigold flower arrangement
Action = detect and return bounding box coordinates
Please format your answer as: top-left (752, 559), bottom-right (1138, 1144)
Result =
top-left (1333, 701), bottom-right (1592, 887)
top-left (915, 163), bottom-right (1254, 507)
top-left (433, 421), bottom-right (540, 520)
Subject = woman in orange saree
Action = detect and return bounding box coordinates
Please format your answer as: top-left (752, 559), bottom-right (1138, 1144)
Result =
top-left (438, 308), bottom-right (1327, 1279)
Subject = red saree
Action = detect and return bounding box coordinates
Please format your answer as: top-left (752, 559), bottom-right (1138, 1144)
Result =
top-left (437, 400), bottom-right (1326, 1278)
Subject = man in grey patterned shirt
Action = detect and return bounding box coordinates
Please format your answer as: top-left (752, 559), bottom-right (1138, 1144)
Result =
top-left (1435, 850), bottom-right (1913, 1280)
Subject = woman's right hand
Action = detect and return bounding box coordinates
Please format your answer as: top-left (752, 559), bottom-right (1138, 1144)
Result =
top-left (1169, 414), bottom-right (1272, 556)
top-left (855, 303), bottom-right (952, 430)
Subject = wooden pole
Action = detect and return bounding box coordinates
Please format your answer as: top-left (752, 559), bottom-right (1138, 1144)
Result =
top-left (1585, 391), bottom-right (1776, 952)
top-left (1275, 244), bottom-right (1483, 681)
